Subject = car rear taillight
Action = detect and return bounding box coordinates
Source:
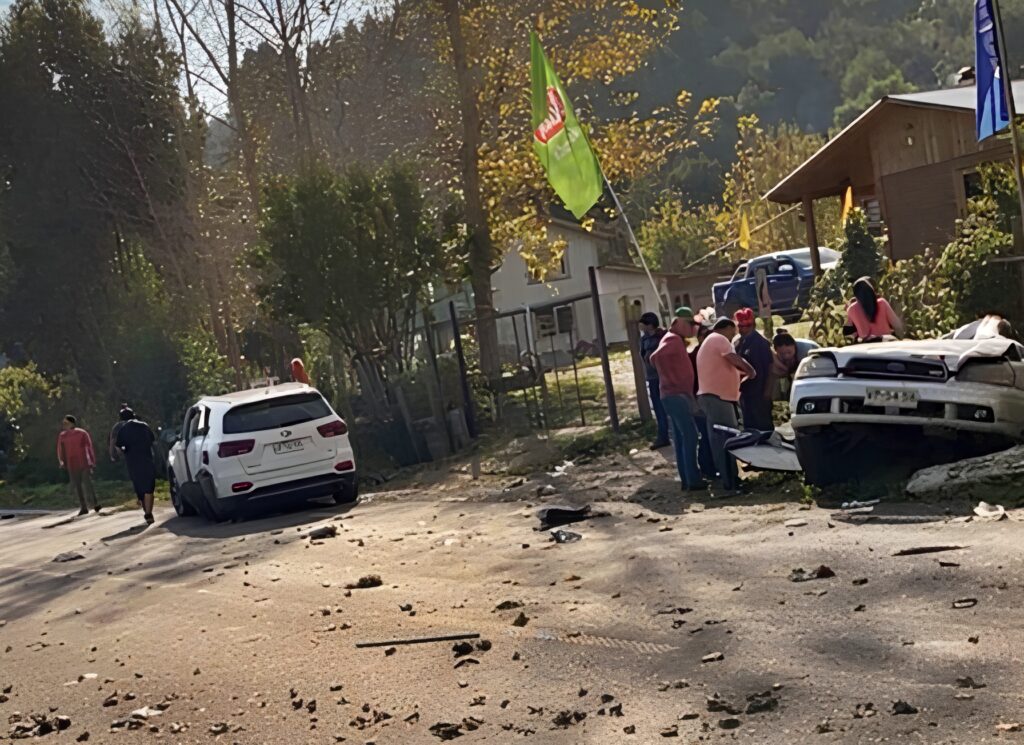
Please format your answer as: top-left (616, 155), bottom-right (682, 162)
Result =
top-left (334, 460), bottom-right (354, 472)
top-left (232, 482), bottom-right (253, 493)
top-left (218, 440), bottom-right (255, 458)
top-left (317, 419), bottom-right (348, 437)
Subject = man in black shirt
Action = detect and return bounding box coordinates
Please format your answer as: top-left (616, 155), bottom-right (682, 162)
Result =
top-left (115, 407), bottom-right (157, 525)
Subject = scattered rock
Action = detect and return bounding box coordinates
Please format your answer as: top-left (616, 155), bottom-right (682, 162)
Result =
top-left (719, 717), bottom-right (742, 730)
top-left (660, 724), bottom-right (679, 737)
top-left (551, 710), bottom-right (586, 728)
top-left (816, 718), bottom-right (834, 734)
top-left (952, 598), bottom-right (978, 610)
top-left (384, 647), bottom-right (396, 657)
top-left (306, 526), bottom-right (338, 540)
top-left (789, 565), bottom-right (835, 582)
top-left (452, 642), bottom-right (474, 658)
top-left (345, 576), bottom-right (382, 590)
top-left (745, 691), bottom-right (779, 714)
top-left (783, 519), bottom-right (807, 528)
top-left (891, 700), bottom-right (918, 715)
top-left (53, 552), bottom-right (85, 563)
top-left (209, 722), bottom-right (229, 734)
top-left (706, 694), bottom-right (742, 715)
top-left (956, 676), bottom-right (986, 689)
top-left (853, 703), bottom-right (877, 719)
top-left (493, 601), bottom-right (523, 612)
top-left (996, 722), bottom-right (1023, 733)
top-left (512, 612), bottom-right (530, 628)
top-left (852, 578), bottom-right (868, 586)
top-left (701, 652), bottom-right (724, 664)
top-left (854, 604), bottom-right (866, 612)
top-left (623, 724), bottom-right (636, 734)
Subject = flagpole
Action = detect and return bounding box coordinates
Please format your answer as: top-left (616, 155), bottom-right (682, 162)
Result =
top-left (992, 0), bottom-right (1024, 223)
top-left (600, 170), bottom-right (670, 316)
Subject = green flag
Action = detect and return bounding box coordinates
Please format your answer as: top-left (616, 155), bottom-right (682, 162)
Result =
top-left (530, 32), bottom-right (604, 220)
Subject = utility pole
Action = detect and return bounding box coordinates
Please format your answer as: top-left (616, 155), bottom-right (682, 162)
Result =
top-left (992, 0), bottom-right (1024, 223)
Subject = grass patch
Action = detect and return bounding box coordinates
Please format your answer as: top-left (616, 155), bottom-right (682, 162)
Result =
top-left (0, 479), bottom-right (169, 511)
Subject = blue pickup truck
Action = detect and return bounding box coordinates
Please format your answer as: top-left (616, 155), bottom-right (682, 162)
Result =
top-left (712, 247), bottom-right (840, 323)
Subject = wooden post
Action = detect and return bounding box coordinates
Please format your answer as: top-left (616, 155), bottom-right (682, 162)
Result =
top-left (449, 301), bottom-right (477, 439)
top-left (621, 298), bottom-right (652, 424)
top-left (803, 195), bottom-right (822, 278)
top-left (589, 267), bottom-right (620, 433)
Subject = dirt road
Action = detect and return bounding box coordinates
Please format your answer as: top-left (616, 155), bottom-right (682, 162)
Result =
top-left (2, 449), bottom-right (1023, 743)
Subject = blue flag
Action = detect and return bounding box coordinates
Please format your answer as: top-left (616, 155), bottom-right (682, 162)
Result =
top-left (976, 0), bottom-right (1010, 141)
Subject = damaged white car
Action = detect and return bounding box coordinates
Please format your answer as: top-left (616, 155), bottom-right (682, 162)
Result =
top-left (789, 338), bottom-right (1024, 486)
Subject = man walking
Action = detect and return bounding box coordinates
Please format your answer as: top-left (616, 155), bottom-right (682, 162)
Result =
top-left (57, 415), bottom-right (100, 515)
top-left (697, 318), bottom-right (756, 496)
top-left (639, 312), bottom-right (669, 449)
top-left (114, 407), bottom-right (158, 525)
top-left (650, 308), bottom-right (703, 491)
top-left (734, 309), bottom-right (775, 432)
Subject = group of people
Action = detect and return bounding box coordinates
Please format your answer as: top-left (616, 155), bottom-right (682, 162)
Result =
top-left (640, 306), bottom-right (820, 496)
top-left (56, 406), bottom-right (158, 524)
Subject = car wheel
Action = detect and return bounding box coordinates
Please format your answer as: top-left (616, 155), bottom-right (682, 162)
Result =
top-left (333, 480), bottom-right (359, 504)
top-left (169, 472), bottom-right (197, 517)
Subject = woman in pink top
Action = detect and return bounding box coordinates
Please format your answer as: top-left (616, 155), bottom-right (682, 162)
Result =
top-left (846, 277), bottom-right (903, 342)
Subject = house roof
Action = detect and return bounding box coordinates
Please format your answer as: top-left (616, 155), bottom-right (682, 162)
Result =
top-left (766, 80), bottom-right (1024, 204)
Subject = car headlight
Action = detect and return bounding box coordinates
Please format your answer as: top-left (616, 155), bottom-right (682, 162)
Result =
top-left (795, 354), bottom-right (838, 380)
top-left (956, 361), bottom-right (1015, 386)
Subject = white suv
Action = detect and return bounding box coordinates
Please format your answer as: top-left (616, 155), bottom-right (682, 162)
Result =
top-left (167, 384), bottom-right (357, 521)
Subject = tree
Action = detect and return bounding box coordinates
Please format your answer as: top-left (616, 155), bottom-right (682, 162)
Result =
top-left (638, 200), bottom-right (725, 274)
top-left (251, 163), bottom-right (451, 409)
top-left (427, 0), bottom-right (719, 378)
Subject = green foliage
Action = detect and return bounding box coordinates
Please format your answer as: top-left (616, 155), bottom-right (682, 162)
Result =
top-left (254, 163), bottom-right (449, 373)
top-left (177, 327), bottom-right (235, 400)
top-left (807, 209), bottom-right (887, 343)
top-left (638, 200), bottom-right (723, 272)
top-left (0, 364), bottom-right (57, 458)
top-left (810, 164), bottom-right (1021, 345)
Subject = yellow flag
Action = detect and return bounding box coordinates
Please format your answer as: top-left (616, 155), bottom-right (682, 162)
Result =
top-left (841, 186), bottom-right (854, 225)
top-left (738, 212), bottom-right (752, 251)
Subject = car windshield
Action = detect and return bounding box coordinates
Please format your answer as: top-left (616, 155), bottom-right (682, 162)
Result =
top-left (787, 248), bottom-right (840, 268)
top-left (223, 392), bottom-right (332, 434)
top-left (730, 263), bottom-right (748, 281)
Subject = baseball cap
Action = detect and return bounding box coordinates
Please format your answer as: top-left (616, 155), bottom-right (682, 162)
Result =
top-left (674, 306), bottom-right (696, 322)
top-left (734, 308), bottom-right (756, 326)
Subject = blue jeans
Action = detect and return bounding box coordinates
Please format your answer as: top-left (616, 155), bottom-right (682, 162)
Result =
top-left (661, 395), bottom-right (702, 489)
top-left (648, 379), bottom-right (669, 443)
top-left (695, 414), bottom-right (717, 480)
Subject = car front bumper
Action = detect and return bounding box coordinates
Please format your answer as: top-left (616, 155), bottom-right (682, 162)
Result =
top-left (790, 377), bottom-right (1024, 439)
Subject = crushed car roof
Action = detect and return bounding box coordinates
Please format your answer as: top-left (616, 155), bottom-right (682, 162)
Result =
top-left (817, 338), bottom-right (1024, 372)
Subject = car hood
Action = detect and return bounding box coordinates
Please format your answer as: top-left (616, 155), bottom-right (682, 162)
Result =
top-left (820, 338), bottom-right (1024, 373)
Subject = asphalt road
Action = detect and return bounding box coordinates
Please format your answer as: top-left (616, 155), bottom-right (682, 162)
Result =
top-left (2, 458), bottom-right (1023, 743)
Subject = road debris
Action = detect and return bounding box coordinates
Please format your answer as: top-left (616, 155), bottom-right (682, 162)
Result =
top-left (952, 598), bottom-right (978, 609)
top-left (706, 694), bottom-right (741, 715)
top-left (745, 691), bottom-right (779, 714)
top-left (956, 676), bottom-right (986, 689)
top-left (853, 703), bottom-right (877, 719)
top-left (996, 722), bottom-right (1023, 733)
top-left (841, 500), bottom-right (880, 509)
top-left (893, 545), bottom-right (965, 557)
top-left (8, 713), bottom-right (72, 738)
top-left (536, 504), bottom-right (606, 530)
top-left (973, 502), bottom-right (1007, 521)
top-left (891, 700), bottom-right (918, 715)
top-left (52, 552), bottom-right (85, 563)
top-left (304, 525), bottom-right (338, 540)
top-left (355, 632), bottom-right (480, 649)
top-left (345, 575), bottom-right (383, 589)
top-left (549, 529), bottom-right (582, 544)
top-left (701, 652), bottom-right (724, 663)
top-left (789, 565), bottom-right (835, 582)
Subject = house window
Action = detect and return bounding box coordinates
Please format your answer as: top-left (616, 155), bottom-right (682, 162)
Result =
top-left (534, 305), bottom-right (575, 339)
top-left (527, 254), bottom-right (570, 284)
top-left (861, 198), bottom-right (883, 236)
top-left (963, 171), bottom-right (984, 201)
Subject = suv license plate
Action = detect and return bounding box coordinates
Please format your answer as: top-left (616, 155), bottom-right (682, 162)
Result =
top-left (865, 388), bottom-right (919, 408)
top-left (273, 439), bottom-right (305, 454)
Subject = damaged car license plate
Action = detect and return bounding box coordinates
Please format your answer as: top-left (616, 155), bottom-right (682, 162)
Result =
top-left (865, 388), bottom-right (919, 408)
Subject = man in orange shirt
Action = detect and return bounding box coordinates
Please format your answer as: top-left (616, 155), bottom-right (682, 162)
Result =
top-left (696, 319), bottom-right (756, 496)
top-left (57, 415), bottom-right (100, 515)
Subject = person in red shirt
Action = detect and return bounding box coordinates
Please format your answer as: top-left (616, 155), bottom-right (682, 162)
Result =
top-left (650, 307), bottom-right (703, 491)
top-left (290, 358), bottom-right (311, 385)
top-left (57, 415), bottom-right (100, 515)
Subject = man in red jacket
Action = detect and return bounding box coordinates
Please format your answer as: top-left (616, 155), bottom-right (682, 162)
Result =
top-left (650, 307), bottom-right (703, 492)
top-left (57, 415), bottom-right (101, 515)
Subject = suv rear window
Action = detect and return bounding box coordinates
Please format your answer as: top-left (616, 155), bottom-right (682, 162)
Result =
top-left (223, 393), bottom-right (332, 434)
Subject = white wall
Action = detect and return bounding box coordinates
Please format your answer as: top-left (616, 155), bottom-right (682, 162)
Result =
top-left (594, 269), bottom-right (669, 345)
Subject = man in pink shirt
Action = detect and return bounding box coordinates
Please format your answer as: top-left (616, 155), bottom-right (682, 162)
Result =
top-left (651, 307), bottom-right (702, 491)
top-left (696, 318), bottom-right (756, 496)
top-left (57, 415), bottom-right (101, 515)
